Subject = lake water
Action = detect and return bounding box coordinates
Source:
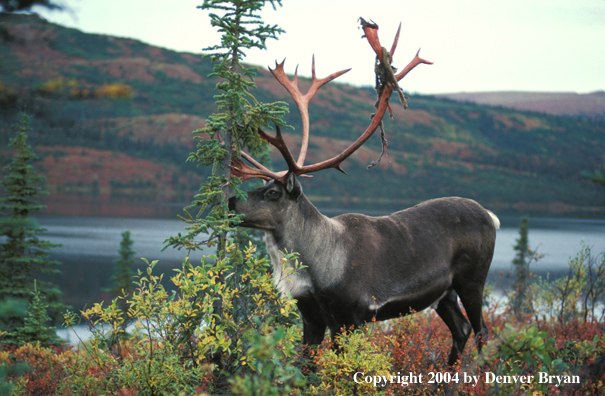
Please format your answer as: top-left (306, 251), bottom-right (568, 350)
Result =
top-left (33, 214), bottom-right (605, 313)
top-left (37, 216), bottom-right (213, 262)
top-left (492, 217), bottom-right (605, 270)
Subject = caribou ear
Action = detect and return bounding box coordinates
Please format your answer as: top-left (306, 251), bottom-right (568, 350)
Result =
top-left (286, 173), bottom-right (303, 200)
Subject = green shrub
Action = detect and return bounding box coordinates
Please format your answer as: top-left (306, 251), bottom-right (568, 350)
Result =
top-left (230, 327), bottom-right (305, 396)
top-left (307, 325), bottom-right (393, 396)
top-left (527, 244), bottom-right (605, 323)
top-left (60, 241), bottom-right (302, 395)
top-left (476, 324), bottom-right (568, 394)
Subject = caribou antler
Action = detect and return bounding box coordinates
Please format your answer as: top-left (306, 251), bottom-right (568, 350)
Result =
top-left (231, 18), bottom-right (433, 184)
top-left (269, 57), bottom-right (351, 167)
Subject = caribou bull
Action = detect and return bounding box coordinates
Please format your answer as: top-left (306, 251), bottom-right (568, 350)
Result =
top-left (228, 19), bottom-right (499, 365)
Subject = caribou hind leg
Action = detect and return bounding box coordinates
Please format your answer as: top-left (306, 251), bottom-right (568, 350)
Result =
top-left (435, 289), bottom-right (473, 366)
top-left (456, 282), bottom-right (489, 352)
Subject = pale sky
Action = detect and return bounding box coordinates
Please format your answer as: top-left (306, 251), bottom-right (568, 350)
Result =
top-left (34, 0), bottom-right (604, 95)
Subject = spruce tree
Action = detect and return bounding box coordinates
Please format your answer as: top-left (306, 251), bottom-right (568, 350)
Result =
top-left (105, 230), bottom-right (136, 297)
top-left (511, 217), bottom-right (534, 317)
top-left (14, 280), bottom-right (62, 346)
top-left (164, 0), bottom-right (290, 368)
top-left (0, 113), bottom-right (64, 329)
top-left (167, 0), bottom-right (288, 251)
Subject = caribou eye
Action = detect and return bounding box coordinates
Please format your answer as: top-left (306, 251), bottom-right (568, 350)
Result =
top-left (265, 189), bottom-right (281, 201)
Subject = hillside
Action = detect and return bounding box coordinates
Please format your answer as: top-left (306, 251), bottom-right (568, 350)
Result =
top-left (436, 91), bottom-right (605, 119)
top-left (1, 13), bottom-right (604, 218)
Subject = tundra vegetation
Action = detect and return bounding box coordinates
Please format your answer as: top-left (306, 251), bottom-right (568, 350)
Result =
top-left (1, 2), bottom-right (604, 396)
